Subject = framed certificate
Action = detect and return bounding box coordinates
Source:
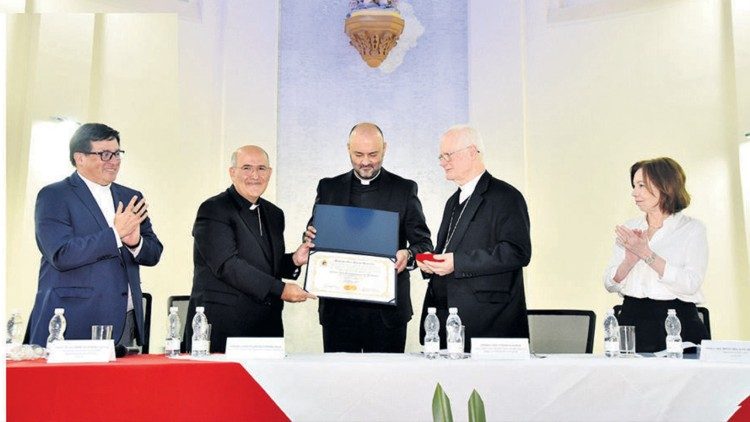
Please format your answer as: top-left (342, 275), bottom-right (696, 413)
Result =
top-left (304, 204), bottom-right (398, 305)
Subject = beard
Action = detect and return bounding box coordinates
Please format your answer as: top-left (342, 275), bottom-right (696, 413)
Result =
top-left (354, 165), bottom-right (380, 180)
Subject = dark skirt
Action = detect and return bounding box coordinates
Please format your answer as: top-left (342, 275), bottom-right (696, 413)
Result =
top-left (618, 296), bottom-right (709, 353)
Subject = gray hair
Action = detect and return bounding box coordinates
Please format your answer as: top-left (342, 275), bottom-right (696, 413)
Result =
top-left (444, 124), bottom-right (485, 154)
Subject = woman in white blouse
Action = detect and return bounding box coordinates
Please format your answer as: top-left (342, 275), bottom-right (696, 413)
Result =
top-left (604, 157), bottom-right (709, 353)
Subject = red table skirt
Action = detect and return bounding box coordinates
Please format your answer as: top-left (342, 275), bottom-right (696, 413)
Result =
top-left (6, 354), bottom-right (289, 422)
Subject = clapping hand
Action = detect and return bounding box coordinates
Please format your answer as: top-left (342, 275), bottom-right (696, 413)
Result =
top-left (615, 226), bottom-right (650, 260)
top-left (114, 196), bottom-right (148, 247)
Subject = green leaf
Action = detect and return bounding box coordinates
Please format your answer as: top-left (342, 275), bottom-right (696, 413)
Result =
top-left (468, 389), bottom-right (486, 422)
top-left (432, 383), bottom-right (454, 422)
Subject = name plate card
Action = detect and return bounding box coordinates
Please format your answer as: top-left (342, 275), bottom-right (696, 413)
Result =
top-left (700, 340), bottom-right (750, 363)
top-left (225, 337), bottom-right (285, 360)
top-left (471, 338), bottom-right (531, 360)
top-left (46, 340), bottom-right (116, 363)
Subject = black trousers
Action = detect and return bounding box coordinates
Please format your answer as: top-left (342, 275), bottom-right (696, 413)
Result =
top-left (322, 307), bottom-right (406, 353)
top-left (619, 296), bottom-right (709, 353)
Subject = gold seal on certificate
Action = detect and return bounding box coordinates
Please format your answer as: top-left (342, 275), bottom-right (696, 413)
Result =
top-left (306, 251), bottom-right (396, 304)
top-left (303, 204), bottom-right (399, 305)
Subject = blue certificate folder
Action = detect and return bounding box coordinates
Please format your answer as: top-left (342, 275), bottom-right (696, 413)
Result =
top-left (311, 204), bottom-right (398, 257)
top-left (304, 204), bottom-right (398, 305)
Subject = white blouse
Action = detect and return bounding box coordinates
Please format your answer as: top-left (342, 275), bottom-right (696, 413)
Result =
top-left (603, 212), bottom-right (708, 304)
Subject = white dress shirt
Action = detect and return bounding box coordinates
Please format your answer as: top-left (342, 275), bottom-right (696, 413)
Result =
top-left (457, 172), bottom-right (483, 203)
top-left (78, 172), bottom-right (141, 311)
top-left (603, 212), bottom-right (708, 304)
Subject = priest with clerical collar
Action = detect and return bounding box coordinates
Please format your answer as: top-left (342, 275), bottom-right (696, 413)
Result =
top-left (304, 122), bottom-right (433, 353)
top-left (185, 145), bottom-right (316, 353)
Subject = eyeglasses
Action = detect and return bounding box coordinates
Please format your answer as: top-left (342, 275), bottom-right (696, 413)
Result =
top-left (82, 150), bottom-right (125, 161)
top-left (438, 145), bottom-right (472, 162)
top-left (236, 165), bottom-right (271, 175)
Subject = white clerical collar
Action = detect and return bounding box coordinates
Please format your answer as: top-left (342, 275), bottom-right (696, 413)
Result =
top-left (458, 172), bottom-right (483, 203)
top-left (78, 171), bottom-right (112, 193)
top-left (353, 169), bottom-right (381, 186)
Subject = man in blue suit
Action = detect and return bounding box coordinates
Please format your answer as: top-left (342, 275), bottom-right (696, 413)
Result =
top-left (28, 123), bottom-right (163, 348)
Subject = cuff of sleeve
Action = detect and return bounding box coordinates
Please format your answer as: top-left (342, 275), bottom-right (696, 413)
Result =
top-left (127, 237), bottom-right (143, 257)
top-left (405, 249), bottom-right (416, 271)
top-left (452, 254), bottom-right (464, 278)
top-left (269, 280), bottom-right (285, 298)
top-left (283, 254), bottom-right (302, 279)
top-left (112, 228), bottom-right (123, 248)
top-left (659, 262), bottom-right (677, 284)
top-left (604, 268), bottom-right (621, 292)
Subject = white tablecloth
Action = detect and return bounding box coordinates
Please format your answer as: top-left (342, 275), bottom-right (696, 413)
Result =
top-left (230, 353), bottom-right (750, 421)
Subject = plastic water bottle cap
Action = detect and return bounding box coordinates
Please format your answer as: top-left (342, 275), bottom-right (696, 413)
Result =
top-left (449, 307), bottom-right (458, 314)
top-left (196, 306), bottom-right (205, 312)
top-left (427, 307), bottom-right (437, 314)
top-left (606, 309), bottom-right (614, 315)
top-left (54, 308), bottom-right (65, 314)
top-left (667, 309), bottom-right (676, 315)
top-left (169, 307), bottom-right (178, 313)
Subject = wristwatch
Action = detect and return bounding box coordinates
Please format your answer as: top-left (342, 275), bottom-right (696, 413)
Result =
top-left (643, 253), bottom-right (656, 265)
top-left (406, 249), bottom-right (415, 270)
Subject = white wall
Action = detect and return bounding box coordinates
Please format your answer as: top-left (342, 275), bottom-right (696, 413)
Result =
top-left (467, 0), bottom-right (749, 346)
top-left (733, 1), bottom-right (750, 272)
top-left (520, 0), bottom-right (749, 343)
top-left (5, 11), bottom-right (181, 347)
top-left (276, 1), bottom-right (469, 353)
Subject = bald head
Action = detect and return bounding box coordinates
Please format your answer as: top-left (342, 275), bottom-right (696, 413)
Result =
top-left (231, 145), bottom-right (269, 167)
top-left (348, 122), bottom-right (384, 144)
top-left (347, 122), bottom-right (387, 180)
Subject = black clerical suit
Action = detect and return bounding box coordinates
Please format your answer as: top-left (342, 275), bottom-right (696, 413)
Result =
top-left (420, 171), bottom-right (531, 352)
top-left (185, 186), bottom-right (301, 353)
top-left (312, 169), bottom-right (432, 352)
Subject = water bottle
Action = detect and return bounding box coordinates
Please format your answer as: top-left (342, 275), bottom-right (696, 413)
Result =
top-left (191, 306), bottom-right (209, 357)
top-left (446, 307), bottom-right (463, 359)
top-left (665, 309), bottom-right (683, 359)
top-left (603, 309), bottom-right (620, 358)
top-left (165, 306), bottom-right (181, 357)
top-left (423, 307), bottom-right (440, 359)
top-left (6, 310), bottom-right (24, 345)
top-left (47, 308), bottom-right (66, 347)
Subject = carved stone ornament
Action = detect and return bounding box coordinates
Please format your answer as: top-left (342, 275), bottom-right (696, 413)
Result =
top-left (345, 10), bottom-right (405, 68)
